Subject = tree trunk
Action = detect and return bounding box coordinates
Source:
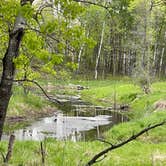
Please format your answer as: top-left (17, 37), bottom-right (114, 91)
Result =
top-left (77, 45), bottom-right (83, 73)
top-left (152, 43), bottom-right (157, 75)
top-left (0, 0), bottom-right (32, 140)
top-left (159, 47), bottom-right (165, 77)
top-left (123, 49), bottom-right (126, 75)
top-left (142, 4), bottom-right (147, 69)
top-left (94, 21), bottom-right (105, 79)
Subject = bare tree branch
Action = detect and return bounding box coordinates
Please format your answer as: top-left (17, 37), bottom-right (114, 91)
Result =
top-left (12, 79), bottom-right (62, 105)
top-left (34, 1), bottom-right (52, 21)
top-left (86, 120), bottom-right (166, 166)
top-left (151, 0), bottom-right (166, 7)
top-left (73, 0), bottom-right (110, 10)
top-left (40, 141), bottom-right (46, 166)
top-left (25, 25), bottom-right (60, 43)
top-left (4, 134), bottom-right (15, 163)
top-left (25, 26), bottom-right (75, 54)
top-left (21, 0), bottom-right (34, 6)
top-left (96, 138), bottom-right (113, 146)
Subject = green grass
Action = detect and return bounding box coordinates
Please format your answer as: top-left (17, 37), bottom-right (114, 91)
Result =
top-left (2, 111), bottom-right (166, 165)
top-left (1, 135), bottom-right (166, 165)
top-left (81, 81), bottom-right (166, 118)
top-left (3, 121), bottom-right (30, 132)
top-left (8, 86), bottom-right (46, 117)
top-left (1, 79), bottom-right (166, 165)
top-left (82, 82), bottom-right (142, 106)
top-left (4, 85), bottom-right (54, 131)
top-left (38, 77), bottom-right (132, 96)
top-left (105, 111), bottom-right (166, 143)
top-left (130, 92), bottom-right (166, 119)
top-left (152, 82), bottom-right (166, 92)
top-left (101, 141), bottom-right (166, 166)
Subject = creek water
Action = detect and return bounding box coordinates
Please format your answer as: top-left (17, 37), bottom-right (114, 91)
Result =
top-left (2, 100), bottom-right (127, 142)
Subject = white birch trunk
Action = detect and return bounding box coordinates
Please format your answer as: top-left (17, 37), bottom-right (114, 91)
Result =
top-left (123, 49), bottom-right (126, 75)
top-left (77, 45), bottom-right (84, 73)
top-left (153, 43), bottom-right (157, 75)
top-left (159, 47), bottom-right (165, 74)
top-left (94, 21), bottom-right (105, 79)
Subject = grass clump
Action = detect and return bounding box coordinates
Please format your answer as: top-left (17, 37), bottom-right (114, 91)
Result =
top-left (1, 134), bottom-right (166, 165)
top-left (82, 81), bottom-right (142, 106)
top-left (4, 85), bottom-right (55, 131)
top-left (105, 111), bottom-right (166, 143)
top-left (1, 79), bottom-right (166, 166)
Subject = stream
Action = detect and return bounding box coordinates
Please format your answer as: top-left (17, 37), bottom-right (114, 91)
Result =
top-left (2, 97), bottom-right (127, 142)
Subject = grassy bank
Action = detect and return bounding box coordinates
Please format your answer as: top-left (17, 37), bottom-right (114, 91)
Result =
top-left (1, 135), bottom-right (166, 166)
top-left (1, 79), bottom-right (166, 165)
top-left (81, 80), bottom-right (166, 118)
top-left (4, 85), bottom-right (56, 131)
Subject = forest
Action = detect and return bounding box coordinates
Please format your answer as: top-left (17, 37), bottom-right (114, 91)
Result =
top-left (0, 0), bottom-right (166, 165)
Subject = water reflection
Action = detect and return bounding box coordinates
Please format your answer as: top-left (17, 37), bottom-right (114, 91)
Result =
top-left (2, 105), bottom-right (127, 141)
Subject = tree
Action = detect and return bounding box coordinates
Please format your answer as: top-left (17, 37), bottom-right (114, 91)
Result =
top-left (0, 0), bottom-right (90, 139)
top-left (0, 0), bottom-right (34, 139)
top-left (75, 0), bottom-right (166, 79)
top-left (129, 0), bottom-right (166, 93)
top-left (0, 0), bottom-right (165, 140)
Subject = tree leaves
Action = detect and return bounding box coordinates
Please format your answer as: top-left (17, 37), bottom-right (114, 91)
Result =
top-left (40, 20), bottom-right (59, 34)
top-left (60, 0), bottom-right (85, 19)
top-left (17, 2), bottom-right (35, 20)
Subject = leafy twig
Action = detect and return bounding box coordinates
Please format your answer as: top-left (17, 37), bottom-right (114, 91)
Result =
top-left (96, 138), bottom-right (113, 146)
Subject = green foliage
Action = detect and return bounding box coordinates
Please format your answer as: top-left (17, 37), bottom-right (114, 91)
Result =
top-left (0, 1), bottom-right (19, 23)
top-left (82, 80), bottom-right (142, 106)
top-left (55, 69), bottom-right (72, 81)
top-left (13, 54), bottom-right (30, 69)
top-left (110, 0), bottom-right (134, 30)
top-left (13, 53), bottom-right (41, 80)
top-left (8, 86), bottom-right (46, 116)
top-left (60, 0), bottom-right (85, 19)
top-left (51, 54), bottom-right (64, 65)
top-left (0, 0), bottom-right (91, 84)
top-left (17, 2), bottom-right (35, 20)
top-left (40, 20), bottom-right (59, 34)
top-left (65, 26), bottom-right (85, 49)
top-left (132, 66), bottom-right (153, 93)
top-left (1, 78), bottom-right (166, 165)
top-left (82, 5), bottom-right (106, 37)
top-left (23, 32), bottom-right (44, 51)
top-left (65, 62), bottom-right (78, 71)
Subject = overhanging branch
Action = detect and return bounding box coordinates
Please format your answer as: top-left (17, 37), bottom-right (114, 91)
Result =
top-left (26, 26), bottom-right (75, 53)
top-left (86, 120), bottom-right (166, 166)
top-left (12, 79), bottom-right (62, 105)
top-left (73, 0), bottom-right (110, 10)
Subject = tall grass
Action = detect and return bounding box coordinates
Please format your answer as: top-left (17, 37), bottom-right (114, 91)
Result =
top-left (1, 79), bottom-right (166, 165)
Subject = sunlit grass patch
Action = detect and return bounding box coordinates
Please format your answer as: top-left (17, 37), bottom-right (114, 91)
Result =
top-left (1, 137), bottom-right (166, 165)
